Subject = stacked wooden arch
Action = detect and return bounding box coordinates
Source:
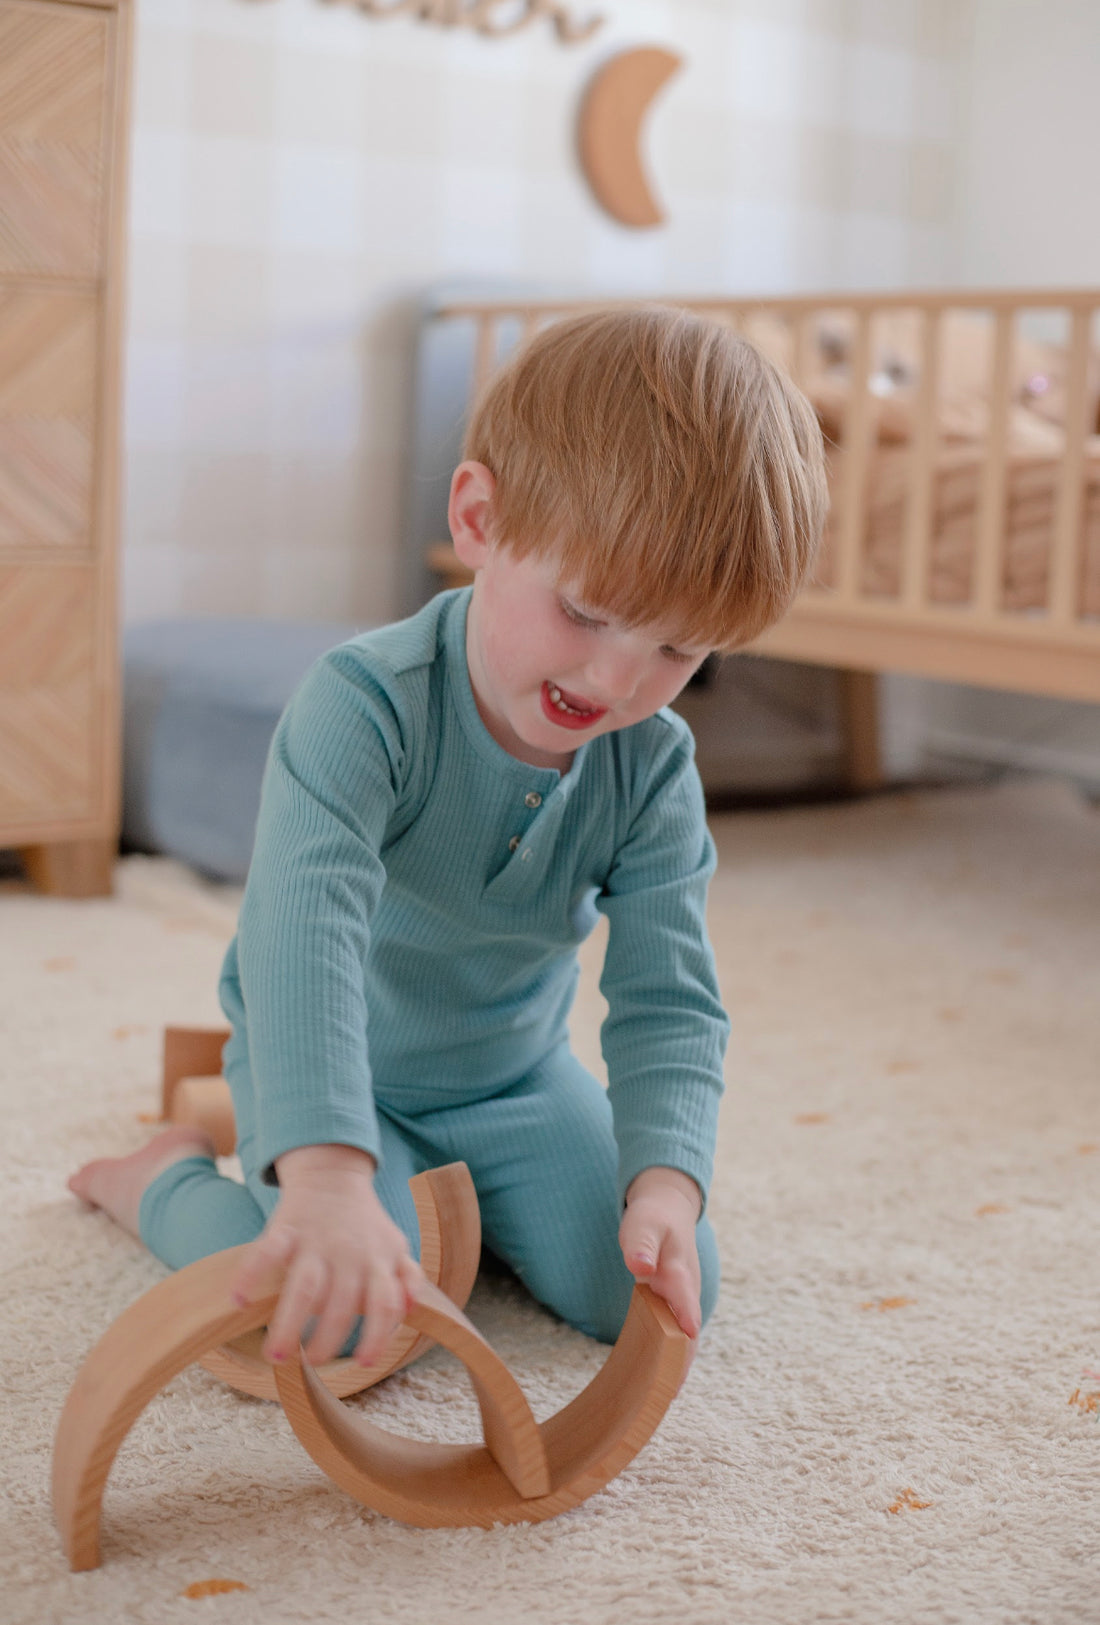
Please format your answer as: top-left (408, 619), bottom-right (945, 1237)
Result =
top-left (54, 1161), bottom-right (691, 1569)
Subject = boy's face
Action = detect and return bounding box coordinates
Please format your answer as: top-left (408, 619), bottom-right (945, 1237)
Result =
top-left (451, 465), bottom-right (710, 770)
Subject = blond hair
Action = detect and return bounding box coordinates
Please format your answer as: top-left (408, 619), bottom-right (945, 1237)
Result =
top-left (463, 305), bottom-right (827, 650)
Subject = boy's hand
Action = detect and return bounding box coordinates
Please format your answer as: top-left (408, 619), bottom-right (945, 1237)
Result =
top-left (230, 1144), bottom-right (422, 1369)
top-left (620, 1166), bottom-right (704, 1340)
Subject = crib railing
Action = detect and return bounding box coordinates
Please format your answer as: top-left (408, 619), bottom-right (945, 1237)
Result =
top-left (429, 289), bottom-right (1100, 701)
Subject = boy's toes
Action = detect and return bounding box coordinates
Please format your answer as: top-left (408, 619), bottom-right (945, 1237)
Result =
top-left (67, 1160), bottom-right (102, 1202)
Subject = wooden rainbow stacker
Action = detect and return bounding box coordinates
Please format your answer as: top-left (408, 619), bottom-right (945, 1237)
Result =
top-left (53, 1029), bottom-right (692, 1569)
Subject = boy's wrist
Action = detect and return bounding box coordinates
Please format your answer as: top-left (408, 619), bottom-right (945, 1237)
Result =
top-left (625, 1165), bottom-right (703, 1221)
top-left (274, 1143), bottom-right (378, 1187)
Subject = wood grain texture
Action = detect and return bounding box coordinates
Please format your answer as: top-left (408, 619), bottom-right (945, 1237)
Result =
top-left (0, 0), bottom-right (130, 880)
top-left (0, 1), bottom-right (110, 277)
top-left (274, 1279), bottom-right (688, 1528)
top-left (54, 1165), bottom-right (690, 1566)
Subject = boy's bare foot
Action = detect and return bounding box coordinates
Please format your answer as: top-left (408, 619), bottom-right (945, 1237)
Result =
top-left (68, 1125), bottom-right (216, 1240)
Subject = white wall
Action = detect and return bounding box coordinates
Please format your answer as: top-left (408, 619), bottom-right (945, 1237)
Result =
top-left (952, 0), bottom-right (1100, 288)
top-left (121, 0), bottom-right (969, 627)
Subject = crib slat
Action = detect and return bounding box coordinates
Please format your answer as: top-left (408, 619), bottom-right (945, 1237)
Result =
top-left (972, 308), bottom-right (1014, 618)
top-left (901, 308), bottom-right (941, 610)
top-left (1047, 306), bottom-right (1093, 626)
top-left (833, 311), bottom-right (874, 603)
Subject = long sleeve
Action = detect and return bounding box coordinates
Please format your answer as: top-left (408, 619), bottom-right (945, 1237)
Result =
top-left (231, 647), bottom-right (410, 1182)
top-left (595, 723), bottom-right (729, 1208)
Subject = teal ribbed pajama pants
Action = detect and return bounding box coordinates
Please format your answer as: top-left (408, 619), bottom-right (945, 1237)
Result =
top-left (138, 1048), bottom-right (720, 1345)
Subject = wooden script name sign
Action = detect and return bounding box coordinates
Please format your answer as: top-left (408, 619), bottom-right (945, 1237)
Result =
top-left (289, 0), bottom-right (607, 42)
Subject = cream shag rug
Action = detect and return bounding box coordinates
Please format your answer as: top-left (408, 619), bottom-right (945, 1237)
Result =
top-left (2, 779), bottom-right (1098, 1625)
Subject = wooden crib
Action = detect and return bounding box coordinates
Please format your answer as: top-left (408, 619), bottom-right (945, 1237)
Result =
top-left (423, 288), bottom-right (1100, 784)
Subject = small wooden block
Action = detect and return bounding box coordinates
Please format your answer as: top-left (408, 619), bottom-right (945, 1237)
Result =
top-left (167, 1076), bottom-right (237, 1157)
top-left (161, 1026), bottom-right (231, 1123)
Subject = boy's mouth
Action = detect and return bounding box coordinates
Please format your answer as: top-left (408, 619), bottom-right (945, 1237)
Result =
top-left (540, 681), bottom-right (609, 731)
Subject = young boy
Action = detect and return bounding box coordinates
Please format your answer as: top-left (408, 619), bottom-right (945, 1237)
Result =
top-left (70, 306), bottom-right (827, 1373)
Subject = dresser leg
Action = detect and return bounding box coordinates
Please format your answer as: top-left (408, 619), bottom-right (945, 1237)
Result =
top-left (20, 839), bottom-right (116, 898)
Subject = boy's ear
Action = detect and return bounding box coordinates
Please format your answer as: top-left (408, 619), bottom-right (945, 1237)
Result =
top-left (449, 461), bottom-right (497, 571)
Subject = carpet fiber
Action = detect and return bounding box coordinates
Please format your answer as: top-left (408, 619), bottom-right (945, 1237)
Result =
top-left (3, 780), bottom-right (1098, 1625)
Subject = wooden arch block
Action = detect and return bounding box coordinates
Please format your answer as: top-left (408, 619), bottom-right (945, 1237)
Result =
top-left (275, 1278), bottom-right (690, 1528)
top-left (200, 1160), bottom-right (481, 1400)
top-left (53, 1160), bottom-right (481, 1571)
top-left (157, 1032), bottom-right (483, 1400)
top-left (54, 1166), bottom-right (692, 1569)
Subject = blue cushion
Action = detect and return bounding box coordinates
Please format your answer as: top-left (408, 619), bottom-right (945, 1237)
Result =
top-left (123, 618), bottom-right (363, 882)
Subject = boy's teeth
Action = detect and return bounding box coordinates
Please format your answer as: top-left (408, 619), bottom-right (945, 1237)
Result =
top-left (548, 684), bottom-right (588, 716)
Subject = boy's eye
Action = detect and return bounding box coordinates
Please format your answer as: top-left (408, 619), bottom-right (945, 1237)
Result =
top-left (660, 645), bottom-right (698, 664)
top-left (559, 597), bottom-right (603, 630)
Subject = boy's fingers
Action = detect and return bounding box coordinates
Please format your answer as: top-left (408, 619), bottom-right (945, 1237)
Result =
top-left (355, 1272), bottom-right (406, 1368)
top-left (301, 1267), bottom-right (363, 1366)
top-left (397, 1256), bottom-right (424, 1313)
top-left (619, 1210), bottom-right (661, 1278)
top-left (263, 1254), bottom-right (328, 1363)
top-left (231, 1225), bottom-right (297, 1306)
top-left (650, 1260), bottom-right (702, 1339)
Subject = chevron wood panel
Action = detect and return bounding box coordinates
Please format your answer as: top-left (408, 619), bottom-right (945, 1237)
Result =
top-left (0, 2), bottom-right (110, 277)
top-left (0, 565), bottom-right (94, 686)
top-left (0, 564), bottom-right (95, 823)
top-left (0, 287), bottom-right (97, 548)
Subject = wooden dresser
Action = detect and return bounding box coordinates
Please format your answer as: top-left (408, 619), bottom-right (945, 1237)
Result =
top-left (0, 0), bottom-right (131, 895)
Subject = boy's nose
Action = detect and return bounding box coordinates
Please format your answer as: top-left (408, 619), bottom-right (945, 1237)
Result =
top-left (584, 648), bottom-right (644, 705)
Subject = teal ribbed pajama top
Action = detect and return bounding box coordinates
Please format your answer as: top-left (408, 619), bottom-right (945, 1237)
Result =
top-left (139, 589), bottom-right (729, 1341)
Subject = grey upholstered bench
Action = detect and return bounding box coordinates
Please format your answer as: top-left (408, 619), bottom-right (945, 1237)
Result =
top-left (122, 618), bottom-right (363, 883)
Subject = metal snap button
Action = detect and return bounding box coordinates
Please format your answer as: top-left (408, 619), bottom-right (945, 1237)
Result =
top-left (508, 835), bottom-right (521, 852)
top-left (524, 791), bottom-right (542, 809)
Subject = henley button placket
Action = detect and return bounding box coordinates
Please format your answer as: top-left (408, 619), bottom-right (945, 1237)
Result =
top-left (524, 791), bottom-right (542, 808)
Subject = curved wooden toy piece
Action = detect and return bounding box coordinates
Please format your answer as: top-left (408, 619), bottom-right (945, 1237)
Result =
top-left (53, 1244), bottom-right (279, 1572)
top-left (54, 1165), bottom-right (692, 1567)
top-left (199, 1161), bottom-right (481, 1399)
top-left (53, 1162), bottom-right (481, 1571)
top-left (273, 1282), bottom-right (690, 1528)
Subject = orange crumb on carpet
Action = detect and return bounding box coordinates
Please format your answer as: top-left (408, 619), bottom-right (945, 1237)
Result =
top-left (976, 1203), bottom-right (1010, 1216)
top-left (938, 1007), bottom-right (965, 1023)
top-left (43, 956), bottom-right (76, 972)
top-left (1077, 1143), bottom-right (1098, 1156)
top-left (1068, 1389), bottom-right (1100, 1415)
top-left (886, 1059), bottom-right (918, 1075)
top-left (112, 1024), bottom-right (148, 1040)
top-left (887, 1488), bottom-right (932, 1514)
top-left (136, 1111), bottom-right (161, 1124)
top-left (794, 1112), bottom-right (830, 1125)
top-left (182, 1579), bottom-right (250, 1599)
top-left (861, 1296), bottom-right (916, 1312)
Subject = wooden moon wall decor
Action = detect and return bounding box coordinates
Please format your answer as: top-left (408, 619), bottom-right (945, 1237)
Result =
top-left (578, 47), bottom-right (684, 229)
top-left (53, 1162), bottom-right (692, 1569)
